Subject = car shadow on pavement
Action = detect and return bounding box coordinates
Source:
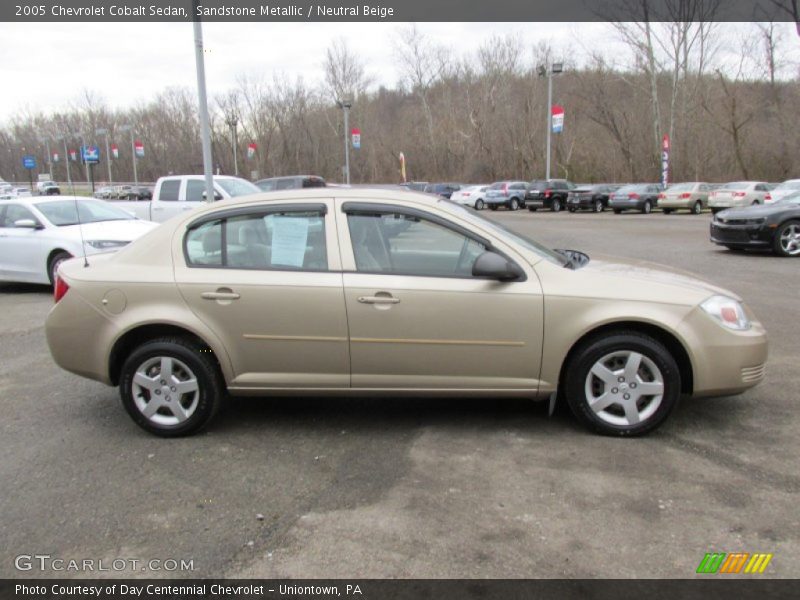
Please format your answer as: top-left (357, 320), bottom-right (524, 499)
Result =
top-left (0, 282), bottom-right (52, 295)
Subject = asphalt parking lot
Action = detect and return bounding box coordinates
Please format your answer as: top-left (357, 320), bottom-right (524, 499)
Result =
top-left (1, 209), bottom-right (798, 579)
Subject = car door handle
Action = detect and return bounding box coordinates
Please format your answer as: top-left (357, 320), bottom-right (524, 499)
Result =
top-left (201, 291), bottom-right (240, 301)
top-left (358, 295), bottom-right (400, 305)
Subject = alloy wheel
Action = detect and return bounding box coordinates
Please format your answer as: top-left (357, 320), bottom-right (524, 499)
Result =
top-left (779, 224), bottom-right (800, 256)
top-left (131, 356), bottom-right (200, 426)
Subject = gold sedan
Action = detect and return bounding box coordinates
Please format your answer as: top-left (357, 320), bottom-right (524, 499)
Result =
top-left (45, 189), bottom-right (768, 437)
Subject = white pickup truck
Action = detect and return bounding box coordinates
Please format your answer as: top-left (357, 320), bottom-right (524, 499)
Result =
top-left (109, 175), bottom-right (261, 223)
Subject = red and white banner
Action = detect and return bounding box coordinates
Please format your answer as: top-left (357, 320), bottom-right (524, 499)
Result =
top-left (111, 144), bottom-right (119, 159)
top-left (68, 149), bottom-right (78, 162)
top-left (247, 142), bottom-right (257, 160)
top-left (134, 140), bottom-right (144, 158)
top-left (52, 151), bottom-right (60, 163)
top-left (552, 105), bottom-right (565, 133)
top-left (661, 134), bottom-right (670, 187)
top-left (351, 128), bottom-right (361, 149)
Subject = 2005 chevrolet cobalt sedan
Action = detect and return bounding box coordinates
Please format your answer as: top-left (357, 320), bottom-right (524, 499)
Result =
top-left (45, 189), bottom-right (767, 437)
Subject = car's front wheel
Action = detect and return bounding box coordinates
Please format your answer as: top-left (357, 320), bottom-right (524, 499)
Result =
top-left (119, 337), bottom-right (224, 437)
top-left (563, 331), bottom-right (680, 436)
top-left (773, 220), bottom-right (800, 257)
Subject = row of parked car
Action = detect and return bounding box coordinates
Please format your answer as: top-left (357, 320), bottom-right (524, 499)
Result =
top-left (94, 184), bottom-right (153, 200)
top-left (418, 179), bottom-right (800, 216)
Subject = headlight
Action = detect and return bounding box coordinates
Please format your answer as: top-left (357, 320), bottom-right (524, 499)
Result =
top-left (700, 295), bottom-right (751, 331)
top-left (85, 240), bottom-right (129, 250)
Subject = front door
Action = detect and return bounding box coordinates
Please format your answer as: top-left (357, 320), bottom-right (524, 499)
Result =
top-left (175, 200), bottom-right (350, 390)
top-left (0, 203), bottom-right (44, 282)
top-left (337, 200), bottom-right (544, 391)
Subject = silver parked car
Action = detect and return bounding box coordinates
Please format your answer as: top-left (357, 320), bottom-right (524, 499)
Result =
top-left (708, 182), bottom-right (771, 213)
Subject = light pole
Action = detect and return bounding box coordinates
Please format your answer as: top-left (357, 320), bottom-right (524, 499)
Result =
top-left (56, 134), bottom-right (72, 190)
top-left (225, 113), bottom-right (239, 176)
top-left (192, 1), bottom-right (216, 203)
top-left (538, 62), bottom-right (563, 180)
top-left (74, 132), bottom-right (90, 183)
top-left (336, 99), bottom-right (352, 185)
top-left (96, 128), bottom-right (113, 185)
top-left (38, 135), bottom-right (53, 179)
top-left (118, 125), bottom-right (139, 186)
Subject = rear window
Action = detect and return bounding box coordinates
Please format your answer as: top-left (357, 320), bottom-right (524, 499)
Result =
top-left (527, 181), bottom-right (548, 190)
top-left (489, 182), bottom-right (507, 190)
top-left (666, 183), bottom-right (694, 192)
top-left (721, 182), bottom-right (749, 190)
top-left (615, 185), bottom-right (648, 194)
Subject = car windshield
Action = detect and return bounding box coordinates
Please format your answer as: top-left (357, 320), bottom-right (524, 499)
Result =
top-left (36, 199), bottom-right (136, 225)
top-left (438, 200), bottom-right (570, 267)
top-left (216, 178), bottom-right (260, 197)
top-left (666, 183), bottom-right (695, 191)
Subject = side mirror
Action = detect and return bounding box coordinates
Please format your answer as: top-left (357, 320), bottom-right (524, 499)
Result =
top-left (472, 251), bottom-right (524, 281)
top-left (202, 191), bottom-right (223, 201)
top-left (14, 219), bottom-right (41, 229)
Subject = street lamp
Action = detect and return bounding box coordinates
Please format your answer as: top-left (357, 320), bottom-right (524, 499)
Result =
top-left (37, 135), bottom-right (53, 179)
top-left (118, 124), bottom-right (139, 186)
top-left (336, 99), bottom-right (352, 185)
top-left (72, 132), bottom-right (90, 184)
top-left (96, 128), bottom-right (113, 185)
top-left (56, 134), bottom-right (73, 190)
top-left (538, 62), bottom-right (564, 180)
top-left (225, 113), bottom-right (239, 176)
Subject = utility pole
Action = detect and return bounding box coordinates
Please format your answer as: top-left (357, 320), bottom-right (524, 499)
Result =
top-left (119, 125), bottom-right (139, 186)
top-left (75, 133), bottom-right (90, 184)
top-left (38, 135), bottom-right (53, 179)
top-left (337, 99), bottom-right (352, 185)
top-left (538, 62), bottom-right (563, 180)
top-left (226, 113), bottom-right (239, 176)
top-left (96, 128), bottom-right (113, 185)
top-left (57, 134), bottom-right (72, 191)
top-left (193, 0), bottom-right (215, 203)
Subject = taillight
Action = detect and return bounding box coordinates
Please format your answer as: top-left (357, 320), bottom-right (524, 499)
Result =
top-left (54, 275), bottom-right (69, 303)
top-left (658, 193), bottom-right (665, 199)
top-left (765, 193), bottom-right (772, 201)
top-left (679, 193), bottom-right (691, 199)
top-left (734, 192), bottom-right (746, 197)
top-left (629, 193), bottom-right (640, 199)
top-left (502, 183), bottom-right (508, 194)
top-left (544, 189), bottom-right (552, 198)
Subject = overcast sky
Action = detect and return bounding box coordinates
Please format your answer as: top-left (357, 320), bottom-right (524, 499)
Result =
top-left (1, 21), bottom-right (798, 122)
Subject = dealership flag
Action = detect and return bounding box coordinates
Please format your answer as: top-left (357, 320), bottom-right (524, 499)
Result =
top-left (661, 134), bottom-right (670, 187)
top-left (68, 148), bottom-right (78, 162)
top-left (247, 142), bottom-right (257, 160)
top-left (351, 128), bottom-right (361, 149)
top-left (399, 152), bottom-right (406, 183)
top-left (52, 151), bottom-right (60, 163)
top-left (552, 105), bottom-right (565, 133)
top-left (134, 140), bottom-right (144, 158)
top-left (111, 144), bottom-right (119, 159)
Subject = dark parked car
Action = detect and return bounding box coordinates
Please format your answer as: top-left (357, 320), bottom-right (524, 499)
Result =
top-left (256, 175), bottom-right (326, 191)
top-left (567, 184), bottom-right (621, 213)
top-left (710, 192), bottom-right (800, 257)
top-left (126, 186), bottom-right (153, 200)
top-left (524, 179), bottom-right (576, 212)
top-left (399, 181), bottom-right (429, 192)
top-left (423, 183), bottom-right (462, 199)
top-left (484, 181), bottom-right (528, 211)
top-left (609, 184), bottom-right (662, 214)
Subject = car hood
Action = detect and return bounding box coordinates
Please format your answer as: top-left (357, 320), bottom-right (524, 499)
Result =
top-left (62, 219), bottom-right (158, 241)
top-left (581, 253), bottom-right (738, 300)
top-left (716, 204), bottom-right (790, 219)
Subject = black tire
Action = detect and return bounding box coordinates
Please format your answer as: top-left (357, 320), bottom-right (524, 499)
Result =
top-left (119, 337), bottom-right (224, 437)
top-left (772, 220), bottom-right (800, 257)
top-left (752, 200), bottom-right (760, 206)
top-left (563, 331), bottom-right (681, 436)
top-left (551, 198), bottom-right (562, 212)
top-left (509, 197), bottom-right (520, 211)
top-left (641, 200), bottom-right (652, 214)
top-left (474, 199), bottom-right (484, 210)
top-left (528, 207), bottom-right (538, 212)
top-left (47, 251), bottom-right (73, 286)
top-left (662, 208), bottom-right (673, 215)
top-left (613, 209), bottom-right (622, 214)
top-left (489, 205), bottom-right (498, 211)
top-left (594, 200), bottom-right (604, 213)
top-left (692, 201), bottom-right (703, 215)
top-left (568, 207), bottom-right (577, 213)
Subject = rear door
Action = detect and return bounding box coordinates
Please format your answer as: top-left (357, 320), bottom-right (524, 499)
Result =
top-left (175, 199), bottom-right (350, 390)
top-left (337, 199), bottom-right (544, 391)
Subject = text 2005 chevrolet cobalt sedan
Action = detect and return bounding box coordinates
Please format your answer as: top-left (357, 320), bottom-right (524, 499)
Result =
top-left (45, 189), bottom-right (767, 437)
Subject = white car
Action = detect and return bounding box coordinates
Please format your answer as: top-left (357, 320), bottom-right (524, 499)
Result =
top-left (708, 181), bottom-right (771, 213)
top-left (769, 179), bottom-right (800, 204)
top-left (451, 185), bottom-right (489, 209)
top-left (14, 187), bottom-right (32, 197)
top-left (0, 196), bottom-right (158, 285)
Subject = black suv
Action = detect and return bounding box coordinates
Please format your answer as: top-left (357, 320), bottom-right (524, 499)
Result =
top-left (524, 179), bottom-right (576, 212)
top-left (567, 184), bottom-right (621, 213)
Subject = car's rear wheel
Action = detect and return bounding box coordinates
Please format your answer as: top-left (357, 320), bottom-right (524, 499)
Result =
top-left (551, 198), bottom-right (562, 212)
top-left (642, 200), bottom-right (652, 214)
top-left (47, 251), bottom-right (72, 286)
top-left (594, 200), bottom-right (604, 213)
top-left (474, 199), bottom-right (484, 210)
top-left (119, 337), bottom-right (224, 437)
top-left (509, 198), bottom-right (520, 211)
top-left (692, 201), bottom-right (703, 215)
top-left (773, 220), bottom-right (800, 257)
top-left (563, 332), bottom-right (680, 436)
